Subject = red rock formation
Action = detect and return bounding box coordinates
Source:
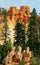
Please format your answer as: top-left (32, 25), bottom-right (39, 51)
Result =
top-left (12, 55), bottom-right (20, 63)
top-left (8, 6), bottom-right (30, 23)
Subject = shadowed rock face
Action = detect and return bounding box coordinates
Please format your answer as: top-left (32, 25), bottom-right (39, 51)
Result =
top-left (2, 47), bottom-right (31, 65)
top-left (12, 47), bottom-right (31, 63)
top-left (12, 55), bottom-right (20, 63)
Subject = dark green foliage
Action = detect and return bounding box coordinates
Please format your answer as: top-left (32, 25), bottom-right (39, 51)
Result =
top-left (19, 60), bottom-right (25, 65)
top-left (30, 52), bottom-right (40, 65)
top-left (0, 41), bottom-right (12, 64)
top-left (27, 8), bottom-right (39, 56)
top-left (2, 21), bottom-right (10, 43)
top-left (1, 9), bottom-right (10, 43)
top-left (14, 20), bottom-right (26, 50)
top-left (0, 45), bottom-right (3, 63)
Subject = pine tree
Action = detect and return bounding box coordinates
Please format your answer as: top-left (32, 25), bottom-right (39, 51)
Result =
top-left (14, 20), bottom-right (26, 50)
top-left (1, 9), bottom-right (10, 43)
top-left (0, 40), bottom-right (12, 64)
top-left (27, 8), bottom-right (38, 53)
top-left (36, 16), bottom-right (40, 56)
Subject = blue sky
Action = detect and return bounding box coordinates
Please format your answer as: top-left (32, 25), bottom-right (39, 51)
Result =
top-left (0, 0), bottom-right (40, 14)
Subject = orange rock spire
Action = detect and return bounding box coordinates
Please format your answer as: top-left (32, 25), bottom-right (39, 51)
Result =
top-left (8, 6), bottom-right (30, 23)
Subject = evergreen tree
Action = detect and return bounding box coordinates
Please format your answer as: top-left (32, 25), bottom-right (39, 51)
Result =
top-left (0, 8), bottom-right (1, 13)
top-left (14, 20), bottom-right (26, 50)
top-left (36, 16), bottom-right (40, 57)
top-left (0, 40), bottom-right (12, 64)
top-left (0, 45), bottom-right (3, 63)
top-left (27, 8), bottom-right (38, 54)
top-left (1, 10), bottom-right (10, 43)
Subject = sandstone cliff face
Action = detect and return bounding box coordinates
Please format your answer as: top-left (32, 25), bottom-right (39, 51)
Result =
top-left (3, 47), bottom-right (31, 65)
top-left (8, 6), bottom-right (30, 23)
top-left (0, 6), bottom-right (30, 44)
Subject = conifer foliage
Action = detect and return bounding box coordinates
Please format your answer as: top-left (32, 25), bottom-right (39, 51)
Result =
top-left (14, 20), bottom-right (26, 50)
top-left (27, 8), bottom-right (39, 54)
top-left (1, 10), bottom-right (10, 43)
